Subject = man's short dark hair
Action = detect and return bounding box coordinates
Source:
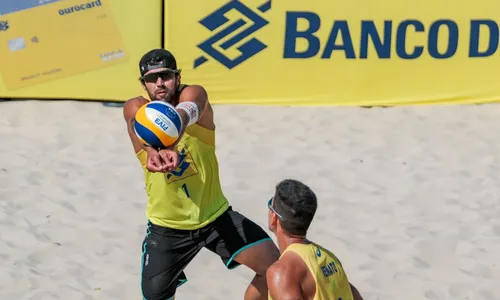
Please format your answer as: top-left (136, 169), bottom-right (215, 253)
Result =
top-left (273, 179), bottom-right (317, 236)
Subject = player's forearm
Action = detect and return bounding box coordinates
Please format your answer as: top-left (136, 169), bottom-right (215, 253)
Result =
top-left (124, 96), bottom-right (152, 152)
top-left (143, 144), bottom-right (159, 154)
top-left (175, 108), bottom-right (190, 131)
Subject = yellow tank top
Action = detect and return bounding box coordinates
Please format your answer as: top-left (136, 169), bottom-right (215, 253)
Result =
top-left (270, 243), bottom-right (354, 300)
top-left (136, 102), bottom-right (229, 230)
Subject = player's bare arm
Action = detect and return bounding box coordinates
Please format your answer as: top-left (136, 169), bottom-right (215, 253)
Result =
top-left (177, 84), bottom-right (215, 131)
top-left (267, 258), bottom-right (305, 300)
top-left (123, 96), bottom-right (168, 172)
top-left (123, 96), bottom-right (149, 153)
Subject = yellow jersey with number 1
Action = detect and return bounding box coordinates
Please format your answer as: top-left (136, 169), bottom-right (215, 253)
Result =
top-left (136, 108), bottom-right (229, 230)
top-left (270, 242), bottom-right (354, 300)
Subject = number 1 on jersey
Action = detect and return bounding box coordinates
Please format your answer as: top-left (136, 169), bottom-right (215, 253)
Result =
top-left (181, 183), bottom-right (190, 198)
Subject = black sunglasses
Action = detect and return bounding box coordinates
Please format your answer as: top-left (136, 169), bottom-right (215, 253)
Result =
top-left (140, 71), bottom-right (177, 83)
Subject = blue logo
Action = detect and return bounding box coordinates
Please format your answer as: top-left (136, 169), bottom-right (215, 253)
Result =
top-left (316, 248), bottom-right (321, 257)
top-left (165, 148), bottom-right (199, 183)
top-left (194, 0), bottom-right (271, 69)
top-left (0, 21), bottom-right (9, 31)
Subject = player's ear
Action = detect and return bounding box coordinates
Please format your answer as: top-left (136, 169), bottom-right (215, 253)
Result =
top-left (270, 213), bottom-right (279, 229)
top-left (176, 73), bottom-right (181, 86)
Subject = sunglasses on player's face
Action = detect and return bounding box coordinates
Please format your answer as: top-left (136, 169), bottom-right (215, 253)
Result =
top-left (141, 71), bottom-right (176, 83)
top-left (268, 198), bottom-right (284, 220)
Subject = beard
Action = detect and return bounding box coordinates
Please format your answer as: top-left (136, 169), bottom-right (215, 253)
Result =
top-left (148, 88), bottom-right (175, 103)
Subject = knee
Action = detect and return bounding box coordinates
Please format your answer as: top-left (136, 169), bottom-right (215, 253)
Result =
top-left (142, 276), bottom-right (176, 300)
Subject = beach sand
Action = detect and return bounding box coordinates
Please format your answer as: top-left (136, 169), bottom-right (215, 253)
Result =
top-left (0, 100), bottom-right (499, 300)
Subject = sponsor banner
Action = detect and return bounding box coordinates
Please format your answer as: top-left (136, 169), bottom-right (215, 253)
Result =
top-left (164, 0), bottom-right (500, 106)
top-left (0, 0), bottom-right (162, 101)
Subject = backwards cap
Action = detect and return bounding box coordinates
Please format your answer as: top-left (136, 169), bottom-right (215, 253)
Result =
top-left (139, 49), bottom-right (179, 77)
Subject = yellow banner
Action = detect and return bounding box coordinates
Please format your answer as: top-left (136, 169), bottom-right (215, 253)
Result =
top-left (0, 0), bottom-right (162, 101)
top-left (164, 0), bottom-right (500, 106)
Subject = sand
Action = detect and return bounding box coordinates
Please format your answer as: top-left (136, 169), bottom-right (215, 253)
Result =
top-left (0, 100), bottom-right (499, 300)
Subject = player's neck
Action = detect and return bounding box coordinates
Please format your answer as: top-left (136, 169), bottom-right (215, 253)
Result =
top-left (277, 233), bottom-right (309, 253)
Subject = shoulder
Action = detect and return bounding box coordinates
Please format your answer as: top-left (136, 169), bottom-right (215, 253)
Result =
top-left (124, 95), bottom-right (149, 107)
top-left (123, 96), bottom-right (148, 120)
top-left (268, 251), bottom-right (308, 278)
top-left (267, 253), bottom-right (307, 297)
top-left (266, 259), bottom-right (288, 283)
top-left (179, 84), bottom-right (209, 101)
top-left (266, 260), bottom-right (288, 296)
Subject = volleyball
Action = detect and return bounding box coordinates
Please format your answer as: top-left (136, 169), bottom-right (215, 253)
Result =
top-left (134, 101), bottom-right (183, 149)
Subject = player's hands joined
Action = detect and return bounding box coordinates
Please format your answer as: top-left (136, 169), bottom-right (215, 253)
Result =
top-left (146, 149), bottom-right (167, 173)
top-left (145, 147), bottom-right (179, 173)
top-left (158, 149), bottom-right (180, 172)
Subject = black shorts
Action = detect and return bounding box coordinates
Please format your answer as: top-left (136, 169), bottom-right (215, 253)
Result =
top-left (140, 207), bottom-right (272, 300)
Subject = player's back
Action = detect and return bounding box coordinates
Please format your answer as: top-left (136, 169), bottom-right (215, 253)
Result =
top-left (281, 242), bottom-right (354, 300)
top-left (136, 116), bottom-right (229, 230)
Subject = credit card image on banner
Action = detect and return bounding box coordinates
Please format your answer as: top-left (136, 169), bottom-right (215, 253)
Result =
top-left (0, 0), bottom-right (128, 91)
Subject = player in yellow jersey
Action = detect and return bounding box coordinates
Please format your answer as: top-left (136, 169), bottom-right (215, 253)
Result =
top-left (266, 179), bottom-right (364, 300)
top-left (122, 49), bottom-right (280, 300)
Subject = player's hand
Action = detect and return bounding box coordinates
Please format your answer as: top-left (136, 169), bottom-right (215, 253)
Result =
top-left (158, 149), bottom-right (180, 172)
top-left (145, 148), bottom-right (169, 173)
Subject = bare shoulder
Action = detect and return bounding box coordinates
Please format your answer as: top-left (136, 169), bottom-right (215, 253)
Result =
top-left (124, 95), bottom-right (148, 108)
top-left (266, 260), bottom-right (287, 295)
top-left (181, 84), bottom-right (208, 96)
top-left (266, 259), bottom-right (287, 282)
top-left (180, 85), bottom-right (210, 105)
top-left (267, 253), bottom-right (306, 285)
top-left (267, 253), bottom-right (307, 300)
top-left (123, 96), bottom-right (148, 121)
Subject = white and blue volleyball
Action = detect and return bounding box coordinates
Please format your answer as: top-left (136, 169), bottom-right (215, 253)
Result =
top-left (134, 101), bottom-right (183, 149)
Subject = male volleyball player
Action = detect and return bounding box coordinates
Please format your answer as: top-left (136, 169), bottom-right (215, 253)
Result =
top-left (122, 48), bottom-right (280, 300)
top-left (266, 179), bottom-right (364, 300)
